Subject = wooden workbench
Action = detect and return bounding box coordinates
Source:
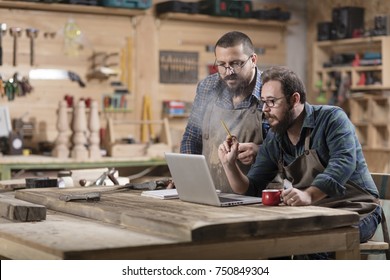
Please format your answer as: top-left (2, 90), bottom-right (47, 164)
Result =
top-left (0, 155), bottom-right (167, 180)
top-left (0, 186), bottom-right (360, 260)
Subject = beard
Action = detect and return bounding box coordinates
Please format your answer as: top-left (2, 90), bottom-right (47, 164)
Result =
top-left (267, 106), bottom-right (294, 135)
top-left (221, 73), bottom-right (248, 94)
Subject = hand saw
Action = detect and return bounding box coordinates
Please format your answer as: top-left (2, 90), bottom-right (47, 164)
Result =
top-left (29, 69), bottom-right (86, 87)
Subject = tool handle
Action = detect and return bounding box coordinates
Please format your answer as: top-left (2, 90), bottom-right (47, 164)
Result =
top-left (68, 71), bottom-right (86, 87)
top-left (0, 46), bottom-right (2, 65)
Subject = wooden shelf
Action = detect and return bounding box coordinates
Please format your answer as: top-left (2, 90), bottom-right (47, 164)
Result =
top-left (318, 65), bottom-right (382, 73)
top-left (352, 85), bottom-right (387, 91)
top-left (0, 0), bottom-right (146, 16)
top-left (157, 12), bottom-right (288, 28)
top-left (164, 114), bottom-right (190, 119)
top-left (316, 36), bottom-right (385, 47)
top-left (363, 147), bottom-right (390, 152)
top-left (103, 108), bottom-right (132, 113)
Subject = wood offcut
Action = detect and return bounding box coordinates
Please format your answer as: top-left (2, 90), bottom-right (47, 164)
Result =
top-left (0, 196), bottom-right (46, 222)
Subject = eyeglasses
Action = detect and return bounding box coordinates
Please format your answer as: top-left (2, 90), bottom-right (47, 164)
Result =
top-left (261, 97), bottom-right (284, 108)
top-left (214, 55), bottom-right (253, 75)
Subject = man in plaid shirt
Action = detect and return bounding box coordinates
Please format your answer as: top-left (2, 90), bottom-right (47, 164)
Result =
top-left (180, 31), bottom-right (268, 193)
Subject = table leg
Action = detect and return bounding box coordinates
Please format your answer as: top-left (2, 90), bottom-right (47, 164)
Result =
top-left (0, 165), bottom-right (11, 180)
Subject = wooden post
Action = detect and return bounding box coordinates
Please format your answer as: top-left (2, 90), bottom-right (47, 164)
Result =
top-left (71, 100), bottom-right (88, 160)
top-left (88, 100), bottom-right (101, 159)
top-left (52, 100), bottom-right (70, 158)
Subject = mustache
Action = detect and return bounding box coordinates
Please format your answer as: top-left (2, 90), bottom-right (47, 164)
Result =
top-left (224, 74), bottom-right (238, 81)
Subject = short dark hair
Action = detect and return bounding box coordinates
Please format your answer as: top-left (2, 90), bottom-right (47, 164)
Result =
top-left (215, 31), bottom-right (254, 56)
top-left (261, 66), bottom-right (306, 103)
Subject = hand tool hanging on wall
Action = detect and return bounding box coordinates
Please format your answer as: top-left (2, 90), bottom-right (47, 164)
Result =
top-left (141, 95), bottom-right (156, 143)
top-left (9, 27), bottom-right (22, 67)
top-left (0, 77), bottom-right (5, 98)
top-left (86, 52), bottom-right (119, 81)
top-left (29, 69), bottom-right (86, 87)
top-left (0, 23), bottom-right (6, 66)
top-left (26, 28), bottom-right (39, 66)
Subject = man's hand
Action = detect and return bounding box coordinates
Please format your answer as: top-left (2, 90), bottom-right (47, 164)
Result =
top-left (237, 142), bottom-right (259, 165)
top-left (218, 135), bottom-right (239, 167)
top-left (282, 186), bottom-right (327, 206)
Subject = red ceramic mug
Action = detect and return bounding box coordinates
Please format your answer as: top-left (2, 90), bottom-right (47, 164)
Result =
top-left (262, 189), bottom-right (282, 206)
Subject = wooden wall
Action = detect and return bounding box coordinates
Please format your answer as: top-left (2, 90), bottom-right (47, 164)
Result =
top-left (0, 5), bottom-right (136, 148)
top-left (0, 1), bottom-right (288, 153)
top-left (153, 16), bottom-right (287, 150)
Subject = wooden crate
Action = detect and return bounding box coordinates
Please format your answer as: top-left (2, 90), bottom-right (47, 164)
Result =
top-left (370, 124), bottom-right (390, 149)
top-left (354, 123), bottom-right (371, 148)
top-left (349, 94), bottom-right (372, 123)
top-left (371, 96), bottom-right (390, 123)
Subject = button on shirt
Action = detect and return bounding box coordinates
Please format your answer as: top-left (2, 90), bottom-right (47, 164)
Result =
top-left (247, 103), bottom-right (379, 198)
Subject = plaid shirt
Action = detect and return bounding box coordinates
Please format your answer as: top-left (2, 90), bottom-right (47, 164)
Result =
top-left (247, 103), bottom-right (379, 199)
top-left (180, 68), bottom-right (265, 154)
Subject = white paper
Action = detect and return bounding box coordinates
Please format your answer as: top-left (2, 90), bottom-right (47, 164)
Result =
top-left (141, 189), bottom-right (179, 200)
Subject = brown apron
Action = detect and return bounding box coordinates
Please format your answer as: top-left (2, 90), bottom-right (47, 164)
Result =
top-left (202, 94), bottom-right (263, 193)
top-left (279, 129), bottom-right (378, 218)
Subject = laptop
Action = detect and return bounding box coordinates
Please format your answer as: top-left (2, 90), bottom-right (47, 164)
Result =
top-left (164, 152), bottom-right (262, 207)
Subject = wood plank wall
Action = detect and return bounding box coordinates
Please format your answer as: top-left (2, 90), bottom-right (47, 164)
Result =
top-left (0, 7), bottom-right (135, 149)
top-left (153, 18), bottom-right (286, 150)
top-left (0, 1), bottom-right (287, 153)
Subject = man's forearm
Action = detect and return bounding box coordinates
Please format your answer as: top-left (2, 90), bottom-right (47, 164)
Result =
top-left (305, 186), bottom-right (327, 203)
top-left (223, 162), bottom-right (250, 194)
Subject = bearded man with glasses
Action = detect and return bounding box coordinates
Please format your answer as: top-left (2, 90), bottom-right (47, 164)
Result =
top-left (180, 31), bottom-right (269, 193)
top-left (218, 66), bottom-right (381, 258)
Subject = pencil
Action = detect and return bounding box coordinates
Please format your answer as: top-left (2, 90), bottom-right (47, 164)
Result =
top-left (220, 120), bottom-right (232, 138)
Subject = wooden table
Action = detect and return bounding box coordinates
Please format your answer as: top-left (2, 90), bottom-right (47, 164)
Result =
top-left (0, 186), bottom-right (360, 260)
top-left (0, 155), bottom-right (167, 180)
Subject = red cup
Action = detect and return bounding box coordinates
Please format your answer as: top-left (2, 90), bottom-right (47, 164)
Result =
top-left (262, 189), bottom-right (282, 206)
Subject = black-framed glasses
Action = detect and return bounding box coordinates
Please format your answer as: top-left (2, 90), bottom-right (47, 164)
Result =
top-left (261, 97), bottom-right (284, 108)
top-left (214, 55), bottom-right (253, 75)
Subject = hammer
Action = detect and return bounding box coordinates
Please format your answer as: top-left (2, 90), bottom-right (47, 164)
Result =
top-left (26, 28), bottom-right (39, 66)
top-left (0, 23), bottom-right (6, 65)
top-left (9, 27), bottom-right (22, 67)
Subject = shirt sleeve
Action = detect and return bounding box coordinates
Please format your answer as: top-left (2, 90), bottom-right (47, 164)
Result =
top-left (311, 108), bottom-right (357, 197)
top-left (180, 77), bottom-right (215, 154)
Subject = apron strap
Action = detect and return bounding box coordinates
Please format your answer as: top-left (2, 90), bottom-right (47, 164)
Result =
top-left (304, 128), bottom-right (311, 151)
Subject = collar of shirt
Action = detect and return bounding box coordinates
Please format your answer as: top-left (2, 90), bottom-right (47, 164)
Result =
top-left (217, 67), bottom-right (262, 109)
top-left (253, 67), bottom-right (262, 100)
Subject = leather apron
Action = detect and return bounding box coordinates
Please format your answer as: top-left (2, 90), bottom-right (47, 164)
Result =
top-left (279, 129), bottom-right (378, 218)
top-left (202, 94), bottom-right (263, 193)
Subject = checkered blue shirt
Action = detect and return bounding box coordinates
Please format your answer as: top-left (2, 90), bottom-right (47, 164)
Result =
top-left (180, 68), bottom-right (266, 154)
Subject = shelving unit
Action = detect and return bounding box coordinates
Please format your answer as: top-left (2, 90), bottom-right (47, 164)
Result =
top-left (157, 12), bottom-right (289, 28)
top-left (313, 36), bottom-right (390, 99)
top-left (313, 36), bottom-right (390, 172)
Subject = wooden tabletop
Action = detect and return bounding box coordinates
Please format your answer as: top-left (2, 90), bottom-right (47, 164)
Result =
top-left (0, 187), bottom-right (360, 259)
top-left (14, 187), bottom-right (359, 242)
